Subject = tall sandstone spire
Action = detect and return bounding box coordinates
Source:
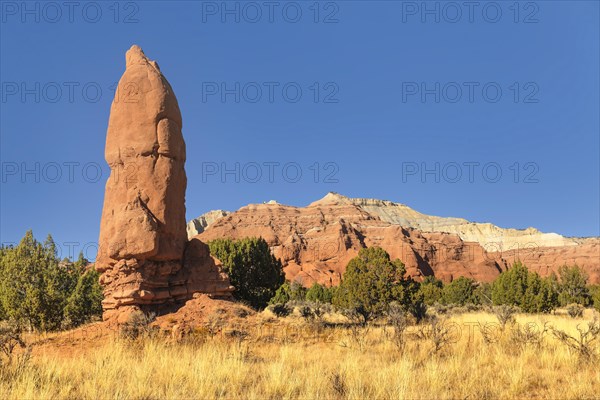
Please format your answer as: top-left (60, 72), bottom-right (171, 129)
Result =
top-left (96, 46), bottom-right (232, 321)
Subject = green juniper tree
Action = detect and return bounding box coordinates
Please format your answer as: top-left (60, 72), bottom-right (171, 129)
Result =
top-left (64, 268), bottom-right (104, 327)
top-left (557, 265), bottom-right (591, 306)
top-left (491, 261), bottom-right (559, 313)
top-left (305, 283), bottom-right (333, 303)
top-left (0, 231), bottom-right (102, 331)
top-left (442, 276), bottom-right (477, 306)
top-left (208, 237), bottom-right (285, 309)
top-left (419, 276), bottom-right (444, 306)
top-left (333, 247), bottom-right (425, 322)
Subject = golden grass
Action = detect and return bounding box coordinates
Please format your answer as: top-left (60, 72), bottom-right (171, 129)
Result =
top-left (1, 311), bottom-right (599, 399)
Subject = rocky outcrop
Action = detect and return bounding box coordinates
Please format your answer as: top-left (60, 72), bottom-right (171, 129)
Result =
top-left (96, 46), bottom-right (232, 321)
top-left (193, 193), bottom-right (599, 285)
top-left (187, 210), bottom-right (230, 238)
top-left (313, 193), bottom-right (579, 251)
top-left (197, 201), bottom-right (502, 286)
top-left (492, 238), bottom-right (600, 283)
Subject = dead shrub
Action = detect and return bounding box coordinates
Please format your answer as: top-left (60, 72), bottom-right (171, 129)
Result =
top-left (551, 317), bottom-right (600, 362)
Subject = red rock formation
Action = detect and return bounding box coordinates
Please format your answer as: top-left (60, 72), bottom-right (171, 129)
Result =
top-left (491, 238), bottom-right (600, 283)
top-left (197, 202), bottom-right (502, 286)
top-left (96, 46), bottom-right (232, 321)
top-left (197, 199), bottom-right (600, 286)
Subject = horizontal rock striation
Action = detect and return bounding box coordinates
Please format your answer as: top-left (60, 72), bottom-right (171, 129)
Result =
top-left (196, 201), bottom-right (502, 286)
top-left (193, 193), bottom-right (599, 285)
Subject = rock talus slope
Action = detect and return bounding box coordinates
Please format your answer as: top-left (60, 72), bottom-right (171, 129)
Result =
top-left (96, 46), bottom-right (232, 321)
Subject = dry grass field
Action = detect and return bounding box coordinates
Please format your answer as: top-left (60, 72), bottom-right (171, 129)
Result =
top-left (1, 310), bottom-right (599, 400)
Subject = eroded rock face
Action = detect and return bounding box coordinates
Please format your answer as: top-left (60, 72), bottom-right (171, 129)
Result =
top-left (187, 210), bottom-right (231, 239)
top-left (197, 201), bottom-right (503, 286)
top-left (97, 46), bottom-right (232, 320)
top-left (196, 194), bottom-right (600, 285)
top-left (492, 238), bottom-right (600, 284)
top-left (311, 193), bottom-right (580, 251)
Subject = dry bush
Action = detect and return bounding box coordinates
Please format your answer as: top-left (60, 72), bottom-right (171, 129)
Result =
top-left (225, 328), bottom-right (252, 361)
top-left (0, 322), bottom-right (25, 366)
top-left (329, 372), bottom-right (347, 398)
top-left (266, 303), bottom-right (291, 317)
top-left (430, 303), bottom-right (450, 315)
top-left (206, 314), bottom-right (226, 338)
top-left (493, 305), bottom-right (518, 330)
top-left (566, 304), bottom-right (585, 318)
top-left (414, 316), bottom-right (457, 355)
top-left (386, 302), bottom-right (409, 351)
top-left (477, 321), bottom-right (502, 345)
top-left (510, 321), bottom-right (550, 351)
top-left (339, 308), bottom-right (370, 350)
top-left (119, 311), bottom-right (157, 340)
top-left (551, 317), bottom-right (600, 361)
top-left (0, 322), bottom-right (31, 383)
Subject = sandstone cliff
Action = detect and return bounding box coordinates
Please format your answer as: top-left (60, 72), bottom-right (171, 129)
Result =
top-left (196, 200), bottom-right (502, 286)
top-left (187, 210), bottom-right (230, 238)
top-left (312, 193), bottom-right (579, 251)
top-left (192, 192), bottom-right (599, 285)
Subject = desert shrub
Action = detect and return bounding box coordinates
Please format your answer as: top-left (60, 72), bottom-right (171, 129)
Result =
top-left (493, 304), bottom-right (518, 330)
top-left (208, 237), bottom-right (285, 309)
top-left (289, 282), bottom-right (307, 301)
top-left (406, 296), bottom-right (428, 321)
top-left (533, 275), bottom-right (560, 313)
top-left (419, 276), bottom-right (444, 306)
top-left (270, 282), bottom-right (292, 305)
top-left (473, 282), bottom-right (493, 305)
top-left (266, 303), bottom-right (291, 317)
top-left (415, 316), bottom-right (456, 355)
top-left (430, 303), bottom-right (450, 315)
top-left (298, 305), bottom-right (315, 321)
top-left (0, 232), bottom-right (100, 331)
top-left (339, 308), bottom-right (371, 350)
top-left (557, 266), bottom-right (591, 306)
top-left (510, 321), bottom-right (550, 351)
top-left (386, 302), bottom-right (409, 350)
top-left (492, 262), bottom-right (558, 313)
top-left (442, 276), bottom-right (476, 306)
top-left (288, 301), bottom-right (332, 321)
top-left (333, 247), bottom-right (400, 321)
top-left (0, 321), bottom-right (30, 383)
top-left (305, 283), bottom-right (333, 303)
top-left (119, 311), bottom-right (156, 340)
top-left (551, 317), bottom-right (600, 361)
top-left (0, 321), bottom-right (25, 367)
top-left (269, 281), bottom-right (307, 305)
top-left (566, 303), bottom-right (585, 318)
top-left (340, 306), bottom-right (369, 327)
top-left (394, 277), bottom-right (427, 322)
top-left (492, 262), bottom-right (529, 306)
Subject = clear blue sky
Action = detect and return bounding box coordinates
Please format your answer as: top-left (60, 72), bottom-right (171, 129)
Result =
top-left (1, 1), bottom-right (599, 260)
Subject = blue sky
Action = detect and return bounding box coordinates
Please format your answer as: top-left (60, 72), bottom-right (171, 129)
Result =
top-left (1, 1), bottom-right (599, 260)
